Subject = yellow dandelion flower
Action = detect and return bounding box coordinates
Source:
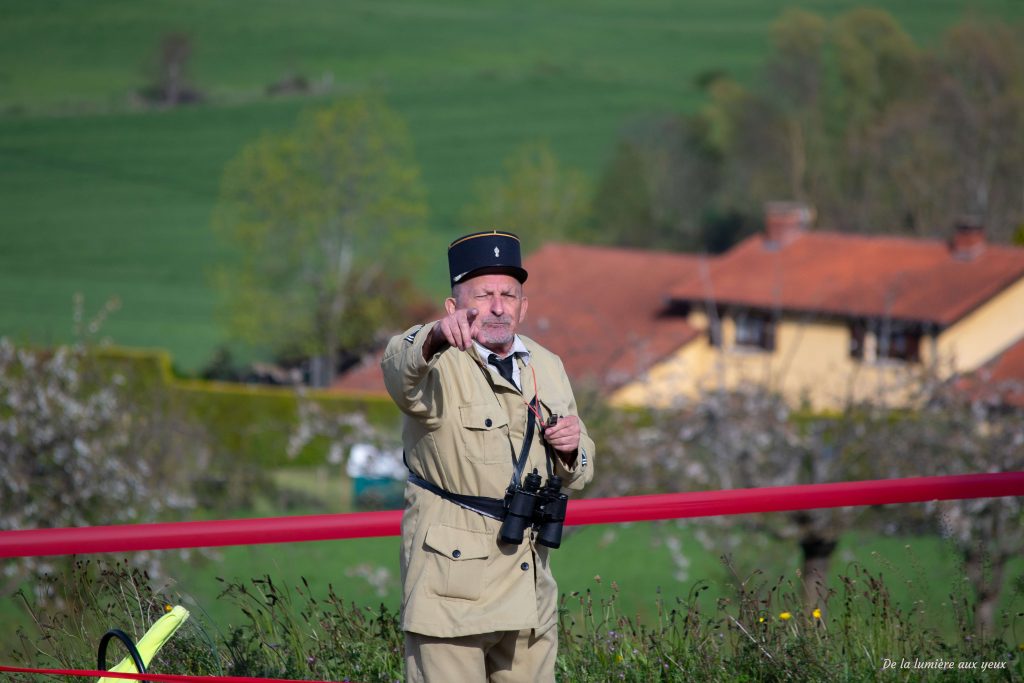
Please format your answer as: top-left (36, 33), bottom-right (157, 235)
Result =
top-left (779, 611), bottom-right (792, 621)
top-left (164, 604), bottom-right (173, 613)
top-left (758, 617), bottom-right (765, 623)
top-left (812, 608), bottom-right (822, 619)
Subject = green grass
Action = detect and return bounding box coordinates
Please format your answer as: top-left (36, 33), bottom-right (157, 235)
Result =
top-left (2, 0), bottom-right (1023, 370)
top-left (158, 510), bottom-right (1022, 643)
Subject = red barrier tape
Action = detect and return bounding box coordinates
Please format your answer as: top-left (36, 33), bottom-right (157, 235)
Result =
top-left (0, 665), bottom-right (341, 682)
top-left (2, 472), bottom-right (1022, 558)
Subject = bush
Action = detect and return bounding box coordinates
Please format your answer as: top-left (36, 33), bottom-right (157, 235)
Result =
top-left (0, 337), bottom-right (207, 597)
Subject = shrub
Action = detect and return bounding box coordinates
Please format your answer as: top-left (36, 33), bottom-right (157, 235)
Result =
top-left (0, 335), bottom-right (206, 598)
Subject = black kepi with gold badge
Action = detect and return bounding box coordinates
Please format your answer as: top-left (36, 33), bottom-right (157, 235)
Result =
top-left (448, 230), bottom-right (528, 286)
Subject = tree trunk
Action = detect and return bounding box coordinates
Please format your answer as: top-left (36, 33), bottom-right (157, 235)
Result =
top-left (788, 117), bottom-right (807, 201)
top-left (309, 353), bottom-right (334, 388)
top-left (964, 548), bottom-right (1006, 636)
top-left (800, 535), bottom-right (837, 613)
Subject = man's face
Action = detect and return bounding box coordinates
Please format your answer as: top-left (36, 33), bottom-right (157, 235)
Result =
top-left (446, 273), bottom-right (528, 353)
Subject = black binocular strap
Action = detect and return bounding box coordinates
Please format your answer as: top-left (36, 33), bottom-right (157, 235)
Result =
top-left (509, 397), bottom-right (538, 488)
top-left (405, 397), bottom-right (539, 519)
top-left (406, 472), bottom-right (506, 520)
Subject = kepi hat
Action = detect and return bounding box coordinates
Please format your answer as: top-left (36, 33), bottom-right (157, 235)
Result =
top-left (448, 230), bottom-right (528, 286)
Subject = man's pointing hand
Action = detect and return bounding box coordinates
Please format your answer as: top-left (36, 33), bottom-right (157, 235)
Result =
top-left (424, 308), bottom-right (480, 359)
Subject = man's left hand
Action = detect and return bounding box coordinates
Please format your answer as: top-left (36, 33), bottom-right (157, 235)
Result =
top-left (543, 415), bottom-right (580, 460)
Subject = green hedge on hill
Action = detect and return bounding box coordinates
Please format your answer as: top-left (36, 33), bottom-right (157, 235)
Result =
top-left (97, 346), bottom-right (399, 468)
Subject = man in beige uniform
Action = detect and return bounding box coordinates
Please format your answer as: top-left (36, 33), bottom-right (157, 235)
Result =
top-left (381, 230), bottom-right (595, 682)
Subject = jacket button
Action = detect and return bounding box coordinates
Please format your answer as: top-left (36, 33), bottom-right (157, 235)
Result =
top-left (520, 562), bottom-right (530, 571)
top-left (452, 549), bottom-right (462, 559)
top-left (484, 418), bottom-right (493, 427)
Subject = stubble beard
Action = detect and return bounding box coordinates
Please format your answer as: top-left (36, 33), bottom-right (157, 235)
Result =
top-left (477, 318), bottom-right (515, 352)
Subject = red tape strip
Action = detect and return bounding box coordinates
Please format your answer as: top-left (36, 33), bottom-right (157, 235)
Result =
top-left (2, 472), bottom-right (1022, 558)
top-left (0, 664), bottom-right (340, 682)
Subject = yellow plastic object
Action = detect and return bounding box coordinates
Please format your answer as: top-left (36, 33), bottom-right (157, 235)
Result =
top-left (98, 606), bottom-right (190, 683)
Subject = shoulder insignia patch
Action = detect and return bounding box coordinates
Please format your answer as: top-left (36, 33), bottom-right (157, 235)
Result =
top-left (405, 325), bottom-right (425, 344)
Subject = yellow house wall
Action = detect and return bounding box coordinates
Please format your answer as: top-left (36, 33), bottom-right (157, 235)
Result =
top-left (933, 275), bottom-right (1024, 373)
top-left (612, 321), bottom-right (925, 410)
top-left (612, 288), bottom-right (1024, 410)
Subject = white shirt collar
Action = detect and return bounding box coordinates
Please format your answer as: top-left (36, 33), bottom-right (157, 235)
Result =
top-left (474, 336), bottom-right (531, 389)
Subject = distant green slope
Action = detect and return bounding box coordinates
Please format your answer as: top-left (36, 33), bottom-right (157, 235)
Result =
top-left (1, 0), bottom-right (1020, 370)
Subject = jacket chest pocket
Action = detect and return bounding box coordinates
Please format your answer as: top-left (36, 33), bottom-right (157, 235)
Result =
top-left (458, 403), bottom-right (511, 465)
top-left (424, 524), bottom-right (492, 601)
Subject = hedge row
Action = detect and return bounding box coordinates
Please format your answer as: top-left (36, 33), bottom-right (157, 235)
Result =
top-left (96, 347), bottom-right (399, 468)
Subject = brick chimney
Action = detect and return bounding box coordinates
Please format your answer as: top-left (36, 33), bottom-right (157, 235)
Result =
top-left (950, 217), bottom-right (986, 260)
top-left (764, 201), bottom-right (813, 247)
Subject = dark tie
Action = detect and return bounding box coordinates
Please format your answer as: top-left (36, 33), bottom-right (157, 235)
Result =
top-left (487, 353), bottom-right (515, 385)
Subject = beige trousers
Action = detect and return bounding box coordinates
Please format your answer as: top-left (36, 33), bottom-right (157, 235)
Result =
top-left (404, 626), bottom-right (557, 683)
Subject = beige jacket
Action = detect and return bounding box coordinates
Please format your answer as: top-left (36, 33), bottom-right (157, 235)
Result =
top-left (381, 322), bottom-right (595, 638)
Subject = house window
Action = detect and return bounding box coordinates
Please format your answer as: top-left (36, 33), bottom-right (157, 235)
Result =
top-left (734, 310), bottom-right (775, 351)
top-left (876, 322), bottom-right (922, 363)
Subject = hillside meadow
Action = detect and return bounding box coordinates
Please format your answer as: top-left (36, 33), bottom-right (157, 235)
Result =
top-left (3, 0), bottom-right (1023, 370)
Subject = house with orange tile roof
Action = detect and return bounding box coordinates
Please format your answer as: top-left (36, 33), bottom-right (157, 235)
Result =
top-left (335, 204), bottom-right (1024, 409)
top-left (611, 203), bottom-right (1024, 409)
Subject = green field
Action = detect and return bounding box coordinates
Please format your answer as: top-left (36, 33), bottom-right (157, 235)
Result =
top-left (2, 0), bottom-right (1022, 370)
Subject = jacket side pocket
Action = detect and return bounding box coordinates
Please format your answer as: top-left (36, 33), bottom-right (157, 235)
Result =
top-left (423, 524), bottom-right (492, 601)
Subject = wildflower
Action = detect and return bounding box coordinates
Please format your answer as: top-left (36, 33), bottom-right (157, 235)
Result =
top-left (779, 611), bottom-right (792, 621)
top-left (759, 617), bottom-right (765, 623)
top-left (164, 604), bottom-right (172, 613)
top-left (616, 654), bottom-right (624, 663)
top-left (812, 608), bottom-right (822, 619)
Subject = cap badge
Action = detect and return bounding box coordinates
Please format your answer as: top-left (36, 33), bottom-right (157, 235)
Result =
top-left (494, 247), bottom-right (500, 258)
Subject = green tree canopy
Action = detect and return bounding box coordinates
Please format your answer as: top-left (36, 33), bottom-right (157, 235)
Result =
top-left (589, 114), bottom-right (721, 252)
top-left (214, 96), bottom-right (429, 385)
top-left (591, 10), bottom-right (1024, 249)
top-left (460, 141), bottom-right (590, 254)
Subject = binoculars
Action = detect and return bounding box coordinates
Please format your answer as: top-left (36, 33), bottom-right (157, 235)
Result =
top-left (499, 468), bottom-right (568, 549)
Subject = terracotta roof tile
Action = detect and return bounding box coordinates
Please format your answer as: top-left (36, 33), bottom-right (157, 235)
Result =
top-left (330, 355), bottom-right (390, 395)
top-left (670, 232), bottom-right (1024, 326)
